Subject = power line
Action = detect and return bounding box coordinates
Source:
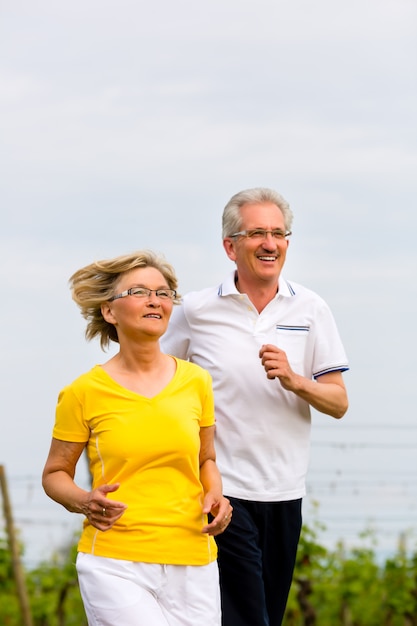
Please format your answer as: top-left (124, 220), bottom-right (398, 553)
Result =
top-left (313, 423), bottom-right (417, 429)
top-left (312, 442), bottom-right (416, 449)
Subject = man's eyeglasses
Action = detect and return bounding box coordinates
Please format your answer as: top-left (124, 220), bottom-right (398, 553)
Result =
top-left (109, 287), bottom-right (177, 301)
top-left (229, 229), bottom-right (291, 241)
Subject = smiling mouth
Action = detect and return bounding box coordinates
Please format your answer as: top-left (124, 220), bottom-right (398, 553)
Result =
top-left (258, 255), bottom-right (277, 261)
top-left (144, 314), bottom-right (162, 319)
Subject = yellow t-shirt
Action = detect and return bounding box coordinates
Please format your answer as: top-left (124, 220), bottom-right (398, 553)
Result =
top-left (53, 358), bottom-right (217, 565)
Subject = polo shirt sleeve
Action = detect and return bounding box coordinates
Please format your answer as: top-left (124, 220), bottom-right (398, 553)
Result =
top-left (312, 300), bottom-right (349, 378)
top-left (162, 301), bottom-right (191, 359)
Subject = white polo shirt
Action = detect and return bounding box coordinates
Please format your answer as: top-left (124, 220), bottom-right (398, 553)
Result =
top-left (161, 271), bottom-right (348, 502)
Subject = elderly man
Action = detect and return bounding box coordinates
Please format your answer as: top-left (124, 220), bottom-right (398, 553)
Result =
top-left (162, 187), bottom-right (349, 626)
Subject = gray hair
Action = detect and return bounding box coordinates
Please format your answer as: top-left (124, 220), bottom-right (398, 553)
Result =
top-left (222, 187), bottom-right (293, 238)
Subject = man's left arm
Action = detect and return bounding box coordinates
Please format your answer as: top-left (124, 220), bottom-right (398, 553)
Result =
top-left (259, 344), bottom-right (348, 419)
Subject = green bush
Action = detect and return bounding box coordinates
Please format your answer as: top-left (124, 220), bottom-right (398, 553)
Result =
top-left (1, 525), bottom-right (416, 625)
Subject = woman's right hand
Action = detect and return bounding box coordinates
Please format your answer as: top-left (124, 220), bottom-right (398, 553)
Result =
top-left (83, 483), bottom-right (128, 531)
top-left (42, 439), bottom-right (128, 531)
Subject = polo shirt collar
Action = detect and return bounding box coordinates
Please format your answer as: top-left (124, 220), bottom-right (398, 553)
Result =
top-left (218, 271), bottom-right (293, 297)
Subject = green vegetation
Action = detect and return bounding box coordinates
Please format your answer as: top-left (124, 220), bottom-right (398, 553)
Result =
top-left (1, 525), bottom-right (416, 625)
top-left (0, 535), bottom-right (87, 626)
top-left (284, 523), bottom-right (417, 626)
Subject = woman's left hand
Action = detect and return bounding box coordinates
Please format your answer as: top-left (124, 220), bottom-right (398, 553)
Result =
top-left (201, 494), bottom-right (233, 536)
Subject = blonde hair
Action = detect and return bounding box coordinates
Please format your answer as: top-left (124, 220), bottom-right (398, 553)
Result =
top-left (70, 250), bottom-right (180, 350)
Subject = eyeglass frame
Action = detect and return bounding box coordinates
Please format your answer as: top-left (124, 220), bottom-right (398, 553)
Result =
top-left (229, 228), bottom-right (292, 240)
top-left (108, 287), bottom-right (177, 302)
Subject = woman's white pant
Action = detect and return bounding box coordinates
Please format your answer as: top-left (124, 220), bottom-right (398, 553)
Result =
top-left (76, 553), bottom-right (221, 625)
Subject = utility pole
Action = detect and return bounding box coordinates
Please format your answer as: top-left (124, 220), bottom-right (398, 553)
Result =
top-left (0, 464), bottom-right (34, 626)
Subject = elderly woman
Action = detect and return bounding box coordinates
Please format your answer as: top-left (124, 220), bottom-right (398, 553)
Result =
top-left (42, 250), bottom-right (232, 626)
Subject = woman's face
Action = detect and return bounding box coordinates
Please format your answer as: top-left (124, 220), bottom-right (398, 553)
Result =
top-left (102, 266), bottom-right (175, 342)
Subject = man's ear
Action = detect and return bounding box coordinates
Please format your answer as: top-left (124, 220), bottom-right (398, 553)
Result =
top-left (223, 238), bottom-right (237, 262)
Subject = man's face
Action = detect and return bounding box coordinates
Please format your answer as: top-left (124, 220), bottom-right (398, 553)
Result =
top-left (223, 201), bottom-right (289, 286)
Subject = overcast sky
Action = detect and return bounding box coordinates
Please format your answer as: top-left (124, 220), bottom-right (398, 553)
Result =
top-left (1, 0), bottom-right (416, 567)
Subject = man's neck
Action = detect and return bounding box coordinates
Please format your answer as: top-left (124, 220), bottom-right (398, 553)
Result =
top-left (234, 272), bottom-right (279, 313)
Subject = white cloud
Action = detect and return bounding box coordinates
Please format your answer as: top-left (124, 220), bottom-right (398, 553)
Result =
top-left (0, 0), bottom-right (416, 564)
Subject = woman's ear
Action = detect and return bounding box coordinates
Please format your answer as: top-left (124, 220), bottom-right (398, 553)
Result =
top-left (101, 302), bottom-right (117, 325)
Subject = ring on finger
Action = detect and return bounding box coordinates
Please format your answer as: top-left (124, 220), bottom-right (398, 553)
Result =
top-left (102, 508), bottom-right (106, 516)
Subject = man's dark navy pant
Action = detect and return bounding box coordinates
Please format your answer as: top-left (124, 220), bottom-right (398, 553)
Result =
top-left (215, 497), bottom-right (302, 626)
